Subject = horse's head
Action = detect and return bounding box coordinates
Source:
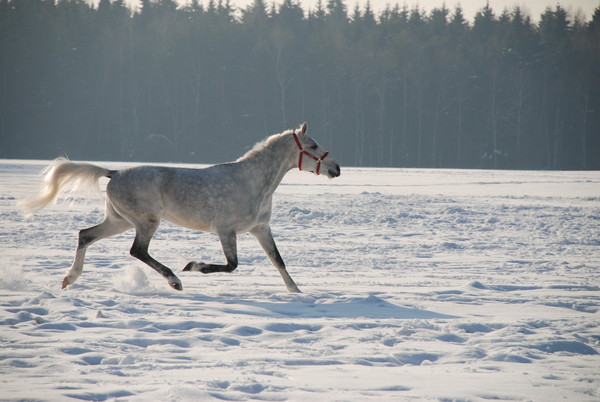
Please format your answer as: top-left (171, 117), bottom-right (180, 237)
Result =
top-left (291, 123), bottom-right (341, 178)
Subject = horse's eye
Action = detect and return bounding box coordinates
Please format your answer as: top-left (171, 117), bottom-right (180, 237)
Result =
top-left (310, 144), bottom-right (318, 150)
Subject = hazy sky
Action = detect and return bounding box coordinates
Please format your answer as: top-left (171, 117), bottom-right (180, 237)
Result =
top-left (171, 0), bottom-right (598, 21)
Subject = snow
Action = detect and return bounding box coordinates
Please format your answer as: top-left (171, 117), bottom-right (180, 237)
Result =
top-left (1, 159), bottom-right (599, 401)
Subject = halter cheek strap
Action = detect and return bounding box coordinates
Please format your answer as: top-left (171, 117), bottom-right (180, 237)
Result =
top-left (292, 132), bottom-right (329, 175)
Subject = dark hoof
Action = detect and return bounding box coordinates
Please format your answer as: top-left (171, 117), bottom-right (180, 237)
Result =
top-left (168, 277), bottom-right (183, 291)
top-left (183, 261), bottom-right (211, 273)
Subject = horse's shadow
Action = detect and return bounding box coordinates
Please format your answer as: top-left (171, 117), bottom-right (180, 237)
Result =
top-left (180, 293), bottom-right (457, 320)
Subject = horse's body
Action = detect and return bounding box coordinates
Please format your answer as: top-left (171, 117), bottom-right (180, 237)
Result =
top-left (23, 123), bottom-right (340, 292)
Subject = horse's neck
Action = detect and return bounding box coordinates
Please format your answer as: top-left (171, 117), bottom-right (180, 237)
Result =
top-left (239, 136), bottom-right (295, 198)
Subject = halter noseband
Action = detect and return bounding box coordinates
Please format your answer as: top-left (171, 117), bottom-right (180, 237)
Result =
top-left (292, 132), bottom-right (329, 175)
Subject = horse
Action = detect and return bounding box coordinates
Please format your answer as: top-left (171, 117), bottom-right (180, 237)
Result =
top-left (22, 123), bottom-right (340, 292)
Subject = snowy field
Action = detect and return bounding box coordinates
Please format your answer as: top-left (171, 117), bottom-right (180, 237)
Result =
top-left (1, 159), bottom-right (599, 401)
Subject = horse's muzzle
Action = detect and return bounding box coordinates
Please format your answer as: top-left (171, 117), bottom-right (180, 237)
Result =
top-left (328, 164), bottom-right (341, 178)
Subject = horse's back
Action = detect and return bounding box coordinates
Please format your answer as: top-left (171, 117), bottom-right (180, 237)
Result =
top-left (106, 164), bottom-right (240, 231)
top-left (106, 163), bottom-right (267, 233)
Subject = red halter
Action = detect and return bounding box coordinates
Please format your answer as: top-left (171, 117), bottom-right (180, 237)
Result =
top-left (292, 132), bottom-right (329, 175)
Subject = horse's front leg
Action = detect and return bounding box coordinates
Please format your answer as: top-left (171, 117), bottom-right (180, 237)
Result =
top-left (183, 230), bottom-right (238, 274)
top-left (250, 224), bottom-right (301, 293)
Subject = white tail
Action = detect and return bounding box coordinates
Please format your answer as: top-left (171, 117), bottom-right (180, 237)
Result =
top-left (21, 158), bottom-right (111, 217)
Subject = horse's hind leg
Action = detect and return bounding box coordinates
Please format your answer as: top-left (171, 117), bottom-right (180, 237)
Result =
top-left (250, 225), bottom-right (301, 293)
top-left (183, 230), bottom-right (238, 274)
top-left (63, 204), bottom-right (132, 289)
top-left (129, 219), bottom-right (183, 291)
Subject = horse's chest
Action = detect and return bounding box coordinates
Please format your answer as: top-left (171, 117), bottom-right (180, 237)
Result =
top-left (255, 197), bottom-right (273, 220)
top-left (238, 194), bottom-right (272, 229)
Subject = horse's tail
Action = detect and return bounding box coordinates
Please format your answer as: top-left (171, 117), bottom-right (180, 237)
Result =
top-left (21, 157), bottom-right (113, 217)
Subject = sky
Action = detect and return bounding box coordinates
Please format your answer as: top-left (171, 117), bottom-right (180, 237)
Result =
top-left (171, 0), bottom-right (599, 21)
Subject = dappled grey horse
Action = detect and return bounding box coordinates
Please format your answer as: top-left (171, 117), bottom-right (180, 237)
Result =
top-left (23, 123), bottom-right (340, 292)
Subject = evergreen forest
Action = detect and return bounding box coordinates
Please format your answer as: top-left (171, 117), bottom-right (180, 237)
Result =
top-left (1, 0), bottom-right (599, 169)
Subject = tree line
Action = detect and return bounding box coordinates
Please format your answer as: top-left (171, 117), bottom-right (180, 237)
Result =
top-left (1, 0), bottom-right (599, 169)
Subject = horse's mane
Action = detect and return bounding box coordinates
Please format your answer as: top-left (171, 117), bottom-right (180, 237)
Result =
top-left (236, 130), bottom-right (291, 162)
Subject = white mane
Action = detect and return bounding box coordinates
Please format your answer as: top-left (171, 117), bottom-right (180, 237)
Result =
top-left (236, 131), bottom-right (291, 162)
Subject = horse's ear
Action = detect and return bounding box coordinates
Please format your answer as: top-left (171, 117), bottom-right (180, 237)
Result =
top-left (301, 122), bottom-right (307, 134)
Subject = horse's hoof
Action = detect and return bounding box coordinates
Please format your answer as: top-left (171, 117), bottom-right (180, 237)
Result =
top-left (169, 277), bottom-right (183, 291)
top-left (183, 261), bottom-right (207, 273)
top-left (62, 277), bottom-right (71, 289)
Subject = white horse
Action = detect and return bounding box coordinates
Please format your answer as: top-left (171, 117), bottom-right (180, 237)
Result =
top-left (22, 123), bottom-right (340, 292)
